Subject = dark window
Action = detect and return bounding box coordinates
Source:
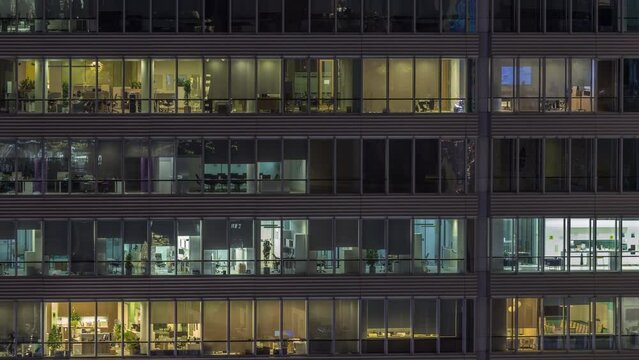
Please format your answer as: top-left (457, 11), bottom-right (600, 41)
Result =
top-left (311, 0), bottom-right (334, 32)
top-left (572, 0), bottom-right (594, 32)
top-left (125, 0), bottom-right (149, 32)
top-left (285, 0), bottom-right (308, 32)
top-left (310, 139), bottom-right (334, 193)
top-left (597, 60), bottom-right (618, 112)
top-left (179, 0), bottom-right (203, 32)
top-left (389, 139), bottom-right (412, 193)
top-left (259, 0), bottom-right (282, 32)
top-left (336, 139), bottom-right (361, 193)
top-left (71, 220), bottom-right (94, 275)
top-left (519, 139), bottom-right (541, 192)
top-left (492, 138), bottom-right (515, 192)
top-left (571, 138), bottom-right (594, 192)
top-left (363, 0), bottom-right (386, 32)
top-left (204, 139), bottom-right (229, 193)
top-left (520, 0), bottom-right (541, 31)
top-left (544, 138), bottom-right (569, 192)
top-left (625, 0), bottom-right (639, 31)
top-left (46, 0), bottom-right (69, 31)
top-left (337, 0), bottom-right (361, 31)
top-left (598, 0), bottom-right (618, 32)
top-left (152, 0), bottom-right (176, 32)
top-left (204, 0), bottom-right (229, 32)
top-left (415, 139), bottom-right (439, 193)
top-left (624, 59), bottom-right (639, 112)
top-left (363, 139), bottom-right (386, 193)
top-left (98, 0), bottom-right (123, 32)
top-left (493, 0), bottom-right (514, 32)
top-left (441, 139), bottom-right (466, 193)
top-left (597, 138), bottom-right (619, 192)
top-left (232, 0), bottom-right (256, 32)
top-left (442, 0), bottom-right (467, 32)
top-left (15, 0), bottom-right (44, 32)
top-left (546, 0), bottom-right (568, 32)
top-left (390, 0), bottom-right (413, 32)
top-left (70, 0), bottom-right (96, 32)
top-left (44, 220), bottom-right (69, 276)
top-left (416, 0), bottom-right (439, 32)
top-left (623, 138), bottom-right (639, 191)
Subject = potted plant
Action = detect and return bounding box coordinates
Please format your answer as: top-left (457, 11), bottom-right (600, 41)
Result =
top-left (178, 78), bottom-right (192, 113)
top-left (262, 240), bottom-right (272, 274)
top-left (365, 249), bottom-right (379, 274)
top-left (130, 80), bottom-right (141, 90)
top-left (125, 253), bottom-right (133, 275)
top-left (18, 78), bottom-right (35, 111)
top-left (123, 330), bottom-right (140, 355)
top-left (70, 308), bottom-right (81, 329)
top-left (47, 324), bottom-right (64, 357)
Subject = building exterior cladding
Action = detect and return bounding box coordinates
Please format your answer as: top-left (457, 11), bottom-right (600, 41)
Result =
top-left (2, 0), bottom-right (639, 359)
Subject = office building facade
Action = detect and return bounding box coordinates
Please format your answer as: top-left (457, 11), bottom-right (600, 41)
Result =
top-left (0, 0), bottom-right (639, 359)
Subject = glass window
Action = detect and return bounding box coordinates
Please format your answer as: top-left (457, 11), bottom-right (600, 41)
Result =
top-left (568, 297), bottom-right (592, 350)
top-left (362, 139), bottom-right (385, 193)
top-left (203, 300), bottom-right (227, 355)
top-left (544, 138), bottom-right (569, 192)
top-left (45, 59), bottom-right (69, 113)
top-left (597, 138), bottom-right (619, 192)
top-left (414, 299), bottom-right (436, 352)
top-left (283, 139), bottom-right (307, 193)
top-left (416, 0), bottom-right (439, 32)
top-left (363, 0), bottom-right (386, 32)
top-left (176, 301), bottom-right (201, 354)
top-left (518, 58), bottom-right (541, 111)
top-left (204, 139), bottom-right (229, 193)
top-left (150, 301), bottom-right (174, 352)
top-left (259, 0), bottom-right (282, 32)
top-left (282, 219), bottom-right (308, 275)
top-left (311, 0), bottom-right (334, 32)
top-left (177, 219), bottom-right (201, 275)
top-left (45, 302), bottom-right (70, 356)
top-left (15, 0), bottom-right (44, 32)
top-left (544, 218), bottom-right (567, 271)
top-left (441, 218), bottom-right (464, 273)
top-left (202, 219), bottom-right (229, 275)
top-left (571, 138), bottom-right (594, 192)
top-left (442, 0), bottom-right (467, 32)
top-left (622, 297), bottom-right (639, 349)
top-left (45, 0), bottom-right (69, 32)
top-left (16, 220), bottom-right (41, 276)
top-left (544, 58), bottom-right (567, 112)
top-left (17, 59), bottom-right (44, 113)
top-left (596, 297), bottom-right (615, 349)
top-left (150, 140), bottom-right (174, 194)
top-left (256, 299), bottom-right (280, 352)
top-left (625, 0), bottom-right (639, 31)
top-left (571, 58), bottom-right (594, 112)
top-left (440, 299), bottom-right (463, 351)
top-left (596, 219), bottom-right (619, 272)
top-left (547, 0), bottom-right (568, 31)
top-left (123, 301), bottom-right (148, 355)
top-left (389, 0), bottom-right (412, 32)
top-left (97, 301), bottom-right (122, 356)
top-left (441, 139), bottom-right (466, 193)
top-left (257, 58), bottom-right (281, 113)
top-left (415, 139), bottom-right (438, 193)
top-left (204, 58), bottom-right (230, 114)
top-left (69, 301), bottom-right (96, 356)
top-left (17, 302), bottom-right (41, 355)
top-left (337, 0), bottom-right (361, 31)
top-left (258, 219), bottom-right (281, 275)
top-left (492, 138), bottom-right (515, 192)
top-left (151, 0), bottom-right (175, 32)
top-left (309, 58), bottom-right (335, 112)
top-left (229, 219), bottom-right (255, 275)
top-left (176, 139), bottom-right (202, 194)
top-left (519, 138), bottom-right (541, 192)
top-left (177, 59), bottom-right (203, 113)
top-left (123, 139), bottom-right (148, 193)
top-left (518, 218), bottom-right (542, 272)
top-left (70, 220), bottom-right (94, 275)
top-left (284, 58), bottom-right (308, 113)
top-left (96, 220), bottom-right (122, 275)
top-left (285, 0), bottom-right (308, 32)
top-left (624, 59), bottom-right (639, 111)
top-left (125, 0), bottom-right (149, 32)
top-left (97, 59), bottom-right (124, 113)
top-left (361, 299), bottom-right (384, 353)
top-left (231, 59), bottom-right (256, 113)
top-left (573, 0), bottom-right (594, 32)
top-left (491, 218), bottom-right (515, 272)
top-left (205, 0), bottom-right (229, 32)
top-left (387, 299), bottom-right (410, 352)
top-left (69, 59), bottom-right (97, 113)
top-left (308, 299), bottom-right (332, 353)
top-left (282, 300), bottom-right (306, 354)
top-left (150, 220), bottom-right (175, 275)
top-left (597, 59), bottom-right (618, 112)
top-left (543, 296), bottom-right (568, 350)
top-left (124, 220), bottom-right (148, 276)
top-left (257, 139), bottom-right (281, 194)
top-left (335, 299), bottom-right (358, 353)
top-left (336, 58), bottom-right (361, 112)
top-left (308, 219), bottom-right (332, 274)
top-left (0, 222), bottom-right (15, 276)
top-left (362, 58), bottom-right (386, 113)
top-left (16, 140), bottom-right (41, 195)
top-left (415, 58), bottom-right (440, 112)
top-left (361, 219), bottom-right (385, 274)
top-left (44, 140), bottom-right (69, 194)
top-left (441, 58), bottom-right (466, 112)
top-left (624, 139), bottom-right (639, 191)
top-left (70, 140), bottom-right (95, 193)
top-left (492, 58), bottom-right (514, 112)
top-left (520, 0), bottom-right (541, 31)
top-left (98, 0), bottom-right (123, 32)
top-left (70, 0), bottom-right (96, 32)
top-left (336, 139), bottom-right (360, 193)
top-left (179, 0), bottom-right (202, 32)
top-left (232, 0), bottom-right (256, 32)
top-left (388, 58), bottom-right (413, 112)
top-left (44, 220), bottom-right (68, 276)
top-left (493, 0), bottom-right (515, 32)
top-left (387, 219), bottom-right (410, 274)
top-left (570, 218), bottom-right (594, 272)
top-left (152, 59), bottom-right (176, 113)
top-left (388, 139), bottom-right (411, 193)
top-left (0, 1), bottom-right (16, 32)
top-left (309, 139), bottom-right (333, 193)
top-left (0, 59), bottom-right (15, 113)
top-left (124, 59), bottom-right (150, 113)
top-left (94, 140), bottom-right (121, 193)
top-left (230, 300), bottom-right (253, 355)
top-left (335, 219), bottom-right (359, 274)
top-left (230, 139), bottom-right (255, 193)
top-left (0, 141), bottom-right (16, 194)
top-left (413, 219), bottom-right (438, 273)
